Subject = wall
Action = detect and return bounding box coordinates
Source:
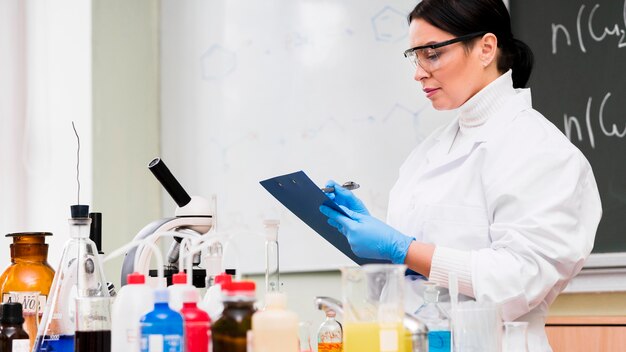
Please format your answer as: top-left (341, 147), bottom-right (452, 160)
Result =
top-left (91, 0), bottom-right (161, 289)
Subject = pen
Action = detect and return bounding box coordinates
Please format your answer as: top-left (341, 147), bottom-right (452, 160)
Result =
top-left (321, 181), bottom-right (360, 193)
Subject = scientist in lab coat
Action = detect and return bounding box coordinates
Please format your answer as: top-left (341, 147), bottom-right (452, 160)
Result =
top-left (319, 0), bottom-right (602, 351)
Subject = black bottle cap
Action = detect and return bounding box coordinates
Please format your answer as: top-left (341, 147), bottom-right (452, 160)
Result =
top-left (71, 205), bottom-right (90, 219)
top-left (225, 268), bottom-right (237, 276)
top-left (89, 212), bottom-right (103, 254)
top-left (0, 303), bottom-right (24, 325)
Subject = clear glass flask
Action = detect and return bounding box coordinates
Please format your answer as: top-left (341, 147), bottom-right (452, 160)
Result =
top-left (33, 205), bottom-right (111, 352)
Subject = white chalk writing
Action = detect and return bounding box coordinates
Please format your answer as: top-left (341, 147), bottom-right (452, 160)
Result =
top-left (552, 0), bottom-right (626, 54)
top-left (562, 92), bottom-right (626, 149)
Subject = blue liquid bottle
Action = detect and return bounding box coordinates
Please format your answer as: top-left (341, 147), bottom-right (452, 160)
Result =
top-left (140, 289), bottom-right (184, 352)
top-left (415, 282), bottom-right (451, 352)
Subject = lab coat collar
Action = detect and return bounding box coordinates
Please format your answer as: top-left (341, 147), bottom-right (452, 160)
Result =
top-left (423, 89), bottom-right (533, 176)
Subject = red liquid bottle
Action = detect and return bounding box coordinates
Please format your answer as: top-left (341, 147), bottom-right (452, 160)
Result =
top-left (180, 288), bottom-right (211, 352)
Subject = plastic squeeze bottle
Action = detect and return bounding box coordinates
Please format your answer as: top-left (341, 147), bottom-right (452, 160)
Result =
top-left (140, 289), bottom-right (184, 352)
top-left (180, 288), bottom-right (211, 352)
top-left (168, 272), bottom-right (194, 311)
top-left (111, 272), bottom-right (154, 351)
top-left (200, 272), bottom-right (232, 321)
top-left (252, 292), bottom-right (299, 352)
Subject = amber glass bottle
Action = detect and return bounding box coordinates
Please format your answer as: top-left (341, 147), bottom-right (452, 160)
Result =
top-left (0, 232), bottom-right (55, 350)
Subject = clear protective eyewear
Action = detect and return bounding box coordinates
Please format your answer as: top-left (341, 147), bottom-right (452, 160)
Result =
top-left (403, 31), bottom-right (487, 72)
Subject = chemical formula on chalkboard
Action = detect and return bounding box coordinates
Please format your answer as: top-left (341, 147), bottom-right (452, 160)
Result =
top-left (512, 0), bottom-right (626, 253)
top-left (551, 0), bottom-right (626, 54)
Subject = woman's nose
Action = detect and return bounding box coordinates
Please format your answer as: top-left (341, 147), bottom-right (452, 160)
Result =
top-left (413, 63), bottom-right (429, 81)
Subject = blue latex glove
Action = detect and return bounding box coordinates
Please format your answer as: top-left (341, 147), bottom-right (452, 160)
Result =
top-left (324, 180), bottom-right (370, 216)
top-left (319, 204), bottom-right (415, 264)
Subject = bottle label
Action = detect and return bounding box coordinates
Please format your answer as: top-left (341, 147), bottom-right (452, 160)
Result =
top-left (2, 292), bottom-right (47, 316)
top-left (12, 339), bottom-right (30, 352)
top-left (379, 329), bottom-right (398, 352)
top-left (141, 334), bottom-right (183, 352)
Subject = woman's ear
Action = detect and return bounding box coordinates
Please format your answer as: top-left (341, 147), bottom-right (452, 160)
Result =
top-left (478, 33), bottom-right (498, 67)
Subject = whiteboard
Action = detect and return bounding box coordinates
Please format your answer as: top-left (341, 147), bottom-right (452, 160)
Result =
top-left (160, 0), bottom-right (455, 273)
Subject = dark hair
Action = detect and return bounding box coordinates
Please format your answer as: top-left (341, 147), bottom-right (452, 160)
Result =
top-left (408, 0), bottom-right (533, 88)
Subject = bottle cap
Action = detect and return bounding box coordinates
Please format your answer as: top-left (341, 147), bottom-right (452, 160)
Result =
top-left (182, 288), bottom-right (199, 303)
top-left (0, 303), bottom-right (25, 325)
top-left (172, 272), bottom-right (187, 284)
top-left (326, 309), bottom-right (336, 318)
top-left (222, 281), bottom-right (255, 293)
top-left (127, 272), bottom-right (146, 284)
top-left (154, 289), bottom-right (169, 303)
top-left (70, 205), bottom-right (90, 219)
top-left (225, 268), bottom-right (237, 276)
top-left (215, 273), bottom-right (232, 285)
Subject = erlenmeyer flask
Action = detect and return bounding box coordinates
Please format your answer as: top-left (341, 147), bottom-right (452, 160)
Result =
top-left (33, 205), bottom-right (111, 351)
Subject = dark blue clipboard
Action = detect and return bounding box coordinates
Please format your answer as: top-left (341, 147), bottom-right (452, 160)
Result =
top-left (260, 170), bottom-right (389, 266)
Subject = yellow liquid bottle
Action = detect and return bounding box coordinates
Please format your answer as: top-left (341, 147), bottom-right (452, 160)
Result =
top-left (343, 322), bottom-right (405, 352)
top-left (0, 232), bottom-right (55, 351)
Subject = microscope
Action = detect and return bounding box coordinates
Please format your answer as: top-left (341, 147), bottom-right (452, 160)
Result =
top-left (120, 157), bottom-right (214, 287)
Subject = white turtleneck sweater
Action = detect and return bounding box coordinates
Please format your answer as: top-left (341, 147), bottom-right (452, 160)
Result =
top-left (449, 70), bottom-right (516, 153)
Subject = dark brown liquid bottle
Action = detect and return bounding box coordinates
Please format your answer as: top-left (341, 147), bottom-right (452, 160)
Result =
top-left (0, 233), bottom-right (55, 351)
top-left (0, 302), bottom-right (30, 352)
top-left (211, 281), bottom-right (256, 352)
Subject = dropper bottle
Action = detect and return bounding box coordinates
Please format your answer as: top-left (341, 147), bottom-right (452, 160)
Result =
top-left (263, 220), bottom-right (280, 293)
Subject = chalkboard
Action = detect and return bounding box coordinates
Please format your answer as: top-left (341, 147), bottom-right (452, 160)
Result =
top-left (511, 0), bottom-right (626, 253)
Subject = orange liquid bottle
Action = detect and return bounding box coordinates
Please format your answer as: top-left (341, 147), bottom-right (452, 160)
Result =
top-left (0, 232), bottom-right (55, 351)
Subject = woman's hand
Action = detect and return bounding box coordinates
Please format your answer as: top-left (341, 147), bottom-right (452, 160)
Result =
top-left (319, 204), bottom-right (414, 264)
top-left (324, 180), bottom-right (370, 216)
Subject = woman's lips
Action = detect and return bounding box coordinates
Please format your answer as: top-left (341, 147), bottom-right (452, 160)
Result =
top-left (423, 87), bottom-right (440, 98)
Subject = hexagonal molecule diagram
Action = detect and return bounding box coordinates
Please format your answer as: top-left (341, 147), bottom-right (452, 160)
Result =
top-left (372, 6), bottom-right (408, 42)
top-left (201, 44), bottom-right (237, 80)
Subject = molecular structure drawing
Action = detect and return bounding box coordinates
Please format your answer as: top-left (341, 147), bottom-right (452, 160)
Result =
top-left (371, 6), bottom-right (408, 42)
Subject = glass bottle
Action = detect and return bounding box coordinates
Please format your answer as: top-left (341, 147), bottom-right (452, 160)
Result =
top-left (0, 232), bottom-right (55, 311)
top-left (33, 205), bottom-right (111, 352)
top-left (0, 302), bottom-right (30, 352)
top-left (414, 282), bottom-right (451, 352)
top-left (211, 281), bottom-right (256, 352)
top-left (317, 310), bottom-right (342, 352)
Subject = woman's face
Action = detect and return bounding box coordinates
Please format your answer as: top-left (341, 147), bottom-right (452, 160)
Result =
top-left (407, 19), bottom-right (490, 110)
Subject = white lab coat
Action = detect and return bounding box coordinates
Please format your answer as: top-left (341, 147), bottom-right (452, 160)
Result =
top-left (387, 88), bottom-right (602, 352)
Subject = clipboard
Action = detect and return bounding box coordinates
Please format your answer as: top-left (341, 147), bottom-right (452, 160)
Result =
top-left (260, 170), bottom-right (389, 266)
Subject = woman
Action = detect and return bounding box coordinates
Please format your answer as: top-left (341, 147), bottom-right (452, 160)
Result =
top-left (319, 0), bottom-right (602, 351)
